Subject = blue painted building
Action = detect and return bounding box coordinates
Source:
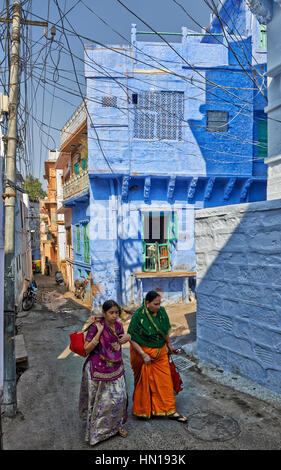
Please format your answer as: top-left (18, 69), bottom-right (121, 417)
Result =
top-left (84, 0), bottom-right (267, 308)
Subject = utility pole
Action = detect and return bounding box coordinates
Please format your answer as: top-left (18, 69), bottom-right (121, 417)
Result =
top-left (2, 0), bottom-right (21, 418)
top-left (1, 0), bottom-right (51, 417)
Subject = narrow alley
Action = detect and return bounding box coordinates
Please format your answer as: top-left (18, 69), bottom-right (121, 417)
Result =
top-left (2, 273), bottom-right (281, 451)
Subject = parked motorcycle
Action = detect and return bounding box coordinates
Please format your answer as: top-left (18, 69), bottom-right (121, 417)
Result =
top-left (74, 279), bottom-right (88, 299)
top-left (22, 279), bottom-right (38, 311)
top-left (55, 270), bottom-right (65, 286)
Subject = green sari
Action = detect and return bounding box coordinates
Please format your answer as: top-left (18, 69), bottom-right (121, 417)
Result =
top-left (128, 300), bottom-right (171, 348)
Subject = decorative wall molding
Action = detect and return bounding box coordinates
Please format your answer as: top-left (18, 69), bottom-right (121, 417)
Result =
top-left (188, 177), bottom-right (198, 200)
top-left (121, 176), bottom-right (130, 202)
top-left (223, 177), bottom-right (236, 201)
top-left (204, 177), bottom-right (216, 200)
top-left (240, 178), bottom-right (253, 200)
top-left (167, 176), bottom-right (176, 202)
top-left (144, 176), bottom-right (151, 202)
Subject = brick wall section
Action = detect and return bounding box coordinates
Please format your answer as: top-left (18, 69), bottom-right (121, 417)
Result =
top-left (195, 198), bottom-right (281, 395)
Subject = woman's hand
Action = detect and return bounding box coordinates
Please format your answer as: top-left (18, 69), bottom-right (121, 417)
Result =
top-left (118, 333), bottom-right (131, 345)
top-left (141, 352), bottom-right (151, 365)
top-left (95, 322), bottom-right (104, 335)
top-left (167, 343), bottom-right (179, 355)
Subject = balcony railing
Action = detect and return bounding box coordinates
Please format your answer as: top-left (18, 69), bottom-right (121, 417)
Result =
top-left (61, 100), bottom-right (87, 148)
top-left (66, 245), bottom-right (73, 261)
top-left (63, 169), bottom-right (89, 200)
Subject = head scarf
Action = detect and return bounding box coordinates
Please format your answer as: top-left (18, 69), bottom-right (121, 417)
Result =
top-left (128, 300), bottom-right (171, 348)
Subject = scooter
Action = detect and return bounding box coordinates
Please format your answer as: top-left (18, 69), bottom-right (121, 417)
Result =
top-left (22, 279), bottom-right (38, 311)
top-left (55, 270), bottom-right (65, 286)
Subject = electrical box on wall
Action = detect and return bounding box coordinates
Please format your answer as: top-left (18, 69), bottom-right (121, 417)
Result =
top-left (0, 93), bottom-right (9, 114)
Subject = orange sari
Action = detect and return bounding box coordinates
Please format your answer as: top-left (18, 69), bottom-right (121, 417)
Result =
top-left (130, 344), bottom-right (176, 418)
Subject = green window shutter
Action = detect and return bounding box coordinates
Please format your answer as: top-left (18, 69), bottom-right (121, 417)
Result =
top-left (168, 212), bottom-right (178, 242)
top-left (82, 159), bottom-right (87, 171)
top-left (257, 119), bottom-right (267, 159)
top-left (158, 243), bottom-right (171, 272)
top-left (259, 24), bottom-right (267, 50)
top-left (83, 223), bottom-right (90, 263)
top-left (76, 225), bottom-right (80, 253)
top-left (143, 242), bottom-right (157, 272)
top-left (74, 162), bottom-right (80, 175)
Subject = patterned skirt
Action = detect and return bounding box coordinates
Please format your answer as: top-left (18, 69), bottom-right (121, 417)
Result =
top-left (79, 361), bottom-right (128, 446)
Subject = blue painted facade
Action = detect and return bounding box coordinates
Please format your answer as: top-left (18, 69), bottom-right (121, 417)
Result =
top-left (83, 0), bottom-right (267, 308)
top-left (63, 187), bottom-right (91, 288)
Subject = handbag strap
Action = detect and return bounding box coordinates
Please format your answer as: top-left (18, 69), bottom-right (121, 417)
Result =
top-left (143, 302), bottom-right (166, 339)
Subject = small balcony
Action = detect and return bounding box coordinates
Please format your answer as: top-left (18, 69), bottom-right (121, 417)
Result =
top-left (63, 169), bottom-right (89, 201)
top-left (66, 244), bottom-right (73, 261)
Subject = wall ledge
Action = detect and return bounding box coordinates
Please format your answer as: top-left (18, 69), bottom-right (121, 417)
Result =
top-left (195, 197), bottom-right (281, 219)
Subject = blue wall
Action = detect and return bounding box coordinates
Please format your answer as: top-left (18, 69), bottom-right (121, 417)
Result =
top-left (66, 196), bottom-right (91, 286)
top-left (84, 1), bottom-right (267, 307)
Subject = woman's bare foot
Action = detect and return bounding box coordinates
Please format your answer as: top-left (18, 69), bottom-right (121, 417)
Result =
top-left (168, 412), bottom-right (188, 423)
top-left (118, 427), bottom-right (128, 437)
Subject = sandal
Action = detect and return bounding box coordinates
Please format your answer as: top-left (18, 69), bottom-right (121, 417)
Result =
top-left (168, 413), bottom-right (188, 423)
top-left (118, 427), bottom-right (128, 438)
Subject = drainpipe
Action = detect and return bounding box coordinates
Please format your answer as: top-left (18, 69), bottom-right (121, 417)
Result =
top-left (109, 179), bottom-right (124, 306)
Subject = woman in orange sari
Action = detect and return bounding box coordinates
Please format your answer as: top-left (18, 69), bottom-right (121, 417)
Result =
top-left (128, 291), bottom-right (187, 423)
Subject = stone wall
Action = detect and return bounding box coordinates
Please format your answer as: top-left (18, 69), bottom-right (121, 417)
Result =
top-left (266, 156), bottom-right (281, 200)
top-left (195, 198), bottom-right (281, 394)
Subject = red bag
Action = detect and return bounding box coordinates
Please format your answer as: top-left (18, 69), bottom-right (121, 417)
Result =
top-left (69, 331), bottom-right (87, 357)
top-left (169, 357), bottom-right (183, 395)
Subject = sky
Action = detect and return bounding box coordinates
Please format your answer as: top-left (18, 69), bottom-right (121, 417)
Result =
top-left (1, 0), bottom-right (214, 184)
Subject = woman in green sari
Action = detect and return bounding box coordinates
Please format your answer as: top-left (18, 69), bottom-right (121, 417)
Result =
top-left (128, 290), bottom-right (187, 422)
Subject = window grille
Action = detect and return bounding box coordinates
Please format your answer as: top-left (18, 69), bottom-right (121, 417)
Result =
top-left (102, 96), bottom-right (117, 108)
top-left (207, 111), bottom-right (229, 132)
top-left (133, 91), bottom-right (184, 140)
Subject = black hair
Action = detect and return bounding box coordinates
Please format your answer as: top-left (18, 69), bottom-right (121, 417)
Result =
top-left (145, 290), bottom-right (161, 303)
top-left (102, 299), bottom-right (120, 313)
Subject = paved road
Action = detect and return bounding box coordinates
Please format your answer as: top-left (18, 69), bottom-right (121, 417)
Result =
top-left (2, 274), bottom-right (281, 451)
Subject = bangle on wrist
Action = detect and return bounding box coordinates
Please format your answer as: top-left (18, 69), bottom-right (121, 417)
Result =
top-left (91, 338), bottom-right (98, 346)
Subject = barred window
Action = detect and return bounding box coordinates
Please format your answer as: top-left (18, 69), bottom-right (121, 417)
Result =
top-left (133, 91), bottom-right (184, 141)
top-left (102, 96), bottom-right (117, 108)
top-left (207, 111), bottom-right (229, 132)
